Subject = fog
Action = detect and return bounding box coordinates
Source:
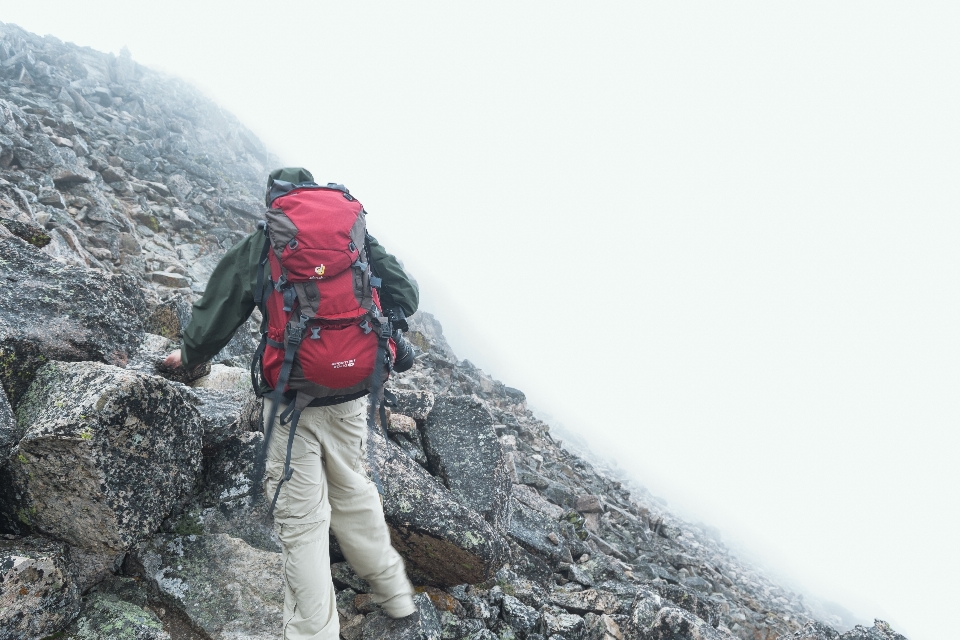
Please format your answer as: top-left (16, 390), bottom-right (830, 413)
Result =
top-left (8, 2), bottom-right (959, 638)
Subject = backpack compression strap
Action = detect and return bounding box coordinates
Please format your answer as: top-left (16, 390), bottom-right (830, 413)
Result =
top-left (258, 314), bottom-right (313, 513)
top-left (365, 316), bottom-right (393, 495)
top-left (267, 390), bottom-right (316, 516)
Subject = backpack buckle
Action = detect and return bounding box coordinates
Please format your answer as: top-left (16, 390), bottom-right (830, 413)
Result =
top-left (287, 315), bottom-right (308, 345)
top-left (310, 327), bottom-right (321, 340)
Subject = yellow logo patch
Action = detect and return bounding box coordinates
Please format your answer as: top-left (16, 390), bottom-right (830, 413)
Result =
top-left (314, 265), bottom-right (326, 277)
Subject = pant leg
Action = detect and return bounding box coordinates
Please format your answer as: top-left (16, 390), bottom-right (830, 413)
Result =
top-left (263, 399), bottom-right (338, 640)
top-left (318, 398), bottom-right (415, 618)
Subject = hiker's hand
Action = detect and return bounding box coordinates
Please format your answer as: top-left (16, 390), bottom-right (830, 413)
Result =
top-left (163, 349), bottom-right (182, 369)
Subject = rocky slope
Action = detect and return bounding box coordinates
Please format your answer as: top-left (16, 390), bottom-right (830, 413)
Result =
top-left (0, 21), bottom-right (907, 640)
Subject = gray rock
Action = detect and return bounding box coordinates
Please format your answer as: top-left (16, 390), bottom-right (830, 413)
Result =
top-left (332, 561), bottom-right (372, 593)
top-left (421, 395), bottom-right (511, 530)
top-left (439, 611), bottom-right (485, 640)
top-left (502, 594), bottom-right (540, 634)
top-left (547, 589), bottom-right (621, 616)
top-left (645, 607), bottom-right (727, 640)
top-left (791, 621), bottom-right (841, 640)
top-left (540, 606), bottom-right (586, 639)
top-left (389, 412), bottom-right (420, 434)
top-left (574, 495), bottom-right (603, 514)
top-left (629, 588), bottom-right (665, 633)
top-left (151, 270), bottom-right (189, 288)
top-left (647, 583), bottom-right (721, 628)
top-left (0, 535), bottom-right (80, 640)
top-left (570, 555), bottom-right (625, 587)
top-left (182, 385), bottom-right (258, 447)
top-left (508, 499), bottom-right (570, 566)
top-left (130, 533), bottom-right (283, 640)
top-left (392, 430), bottom-right (429, 467)
top-left (0, 384), bottom-right (17, 462)
top-left (61, 587), bottom-right (170, 639)
top-left (6, 361), bottom-right (202, 553)
top-left (0, 236), bottom-right (145, 406)
top-left (512, 484), bottom-right (565, 521)
top-left (387, 388), bottom-right (436, 424)
top-left (839, 620), bottom-right (908, 640)
top-left (362, 592), bottom-right (442, 640)
top-left (0, 217), bottom-right (50, 248)
top-left (196, 431), bottom-right (277, 553)
top-left (372, 427), bottom-right (510, 587)
top-left (583, 613), bottom-right (624, 640)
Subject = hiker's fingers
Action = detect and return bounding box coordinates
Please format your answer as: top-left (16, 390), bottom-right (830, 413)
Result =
top-left (163, 349), bottom-right (182, 369)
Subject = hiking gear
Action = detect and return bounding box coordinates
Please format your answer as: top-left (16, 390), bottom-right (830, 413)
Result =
top-left (266, 167), bottom-right (314, 202)
top-left (253, 181), bottom-right (401, 508)
top-left (179, 230), bottom-right (418, 373)
top-left (393, 331), bottom-right (415, 373)
top-left (264, 397), bottom-right (415, 639)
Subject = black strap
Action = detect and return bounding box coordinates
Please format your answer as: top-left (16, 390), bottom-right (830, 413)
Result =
top-left (267, 391), bottom-right (316, 516)
top-left (250, 333), bottom-right (268, 398)
top-left (254, 232), bottom-right (271, 310)
top-left (258, 313), bottom-right (308, 500)
top-left (365, 317), bottom-right (393, 495)
top-left (251, 233), bottom-right (272, 397)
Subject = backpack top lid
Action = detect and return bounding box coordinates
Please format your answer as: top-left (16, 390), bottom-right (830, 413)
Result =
top-left (265, 166), bottom-right (316, 206)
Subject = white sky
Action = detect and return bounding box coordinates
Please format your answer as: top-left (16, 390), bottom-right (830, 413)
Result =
top-left (6, 3), bottom-right (958, 638)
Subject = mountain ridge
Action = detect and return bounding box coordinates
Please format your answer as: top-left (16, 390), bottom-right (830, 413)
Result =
top-left (0, 21), bottom-right (906, 640)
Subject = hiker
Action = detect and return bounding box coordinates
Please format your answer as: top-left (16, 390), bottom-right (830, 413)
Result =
top-left (163, 167), bottom-right (419, 639)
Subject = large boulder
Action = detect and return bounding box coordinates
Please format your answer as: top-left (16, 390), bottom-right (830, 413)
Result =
top-left (183, 385), bottom-right (259, 448)
top-left (839, 620), bottom-right (908, 640)
top-left (5, 361), bottom-right (202, 555)
top-left (508, 499), bottom-right (571, 567)
top-left (0, 236), bottom-right (145, 406)
top-left (645, 607), bottom-right (730, 640)
top-left (195, 431), bottom-right (278, 553)
top-left (361, 592), bottom-right (441, 640)
top-left (61, 584), bottom-right (170, 640)
top-left (371, 427), bottom-right (510, 587)
top-left (0, 385), bottom-right (16, 462)
top-left (649, 583), bottom-right (722, 629)
top-left (0, 535), bottom-right (81, 640)
top-left (130, 533), bottom-right (283, 640)
top-left (420, 395), bottom-right (511, 530)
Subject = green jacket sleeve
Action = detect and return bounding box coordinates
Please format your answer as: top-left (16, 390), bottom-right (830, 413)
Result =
top-left (180, 230), bottom-right (266, 369)
top-left (369, 235), bottom-right (419, 318)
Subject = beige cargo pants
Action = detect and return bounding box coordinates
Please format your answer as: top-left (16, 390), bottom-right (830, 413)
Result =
top-left (263, 397), bottom-right (415, 640)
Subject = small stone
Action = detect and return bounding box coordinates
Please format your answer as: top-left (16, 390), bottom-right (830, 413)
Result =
top-left (387, 413), bottom-right (418, 434)
top-left (361, 592), bottom-right (441, 640)
top-left (37, 186), bottom-right (65, 209)
top-left (100, 165), bottom-right (127, 182)
top-left (575, 495), bottom-right (603, 514)
top-left (151, 270), bottom-right (190, 288)
top-left (355, 593), bottom-right (379, 614)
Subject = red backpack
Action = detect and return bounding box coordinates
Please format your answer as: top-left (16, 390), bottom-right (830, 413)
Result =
top-left (252, 180), bottom-right (396, 509)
